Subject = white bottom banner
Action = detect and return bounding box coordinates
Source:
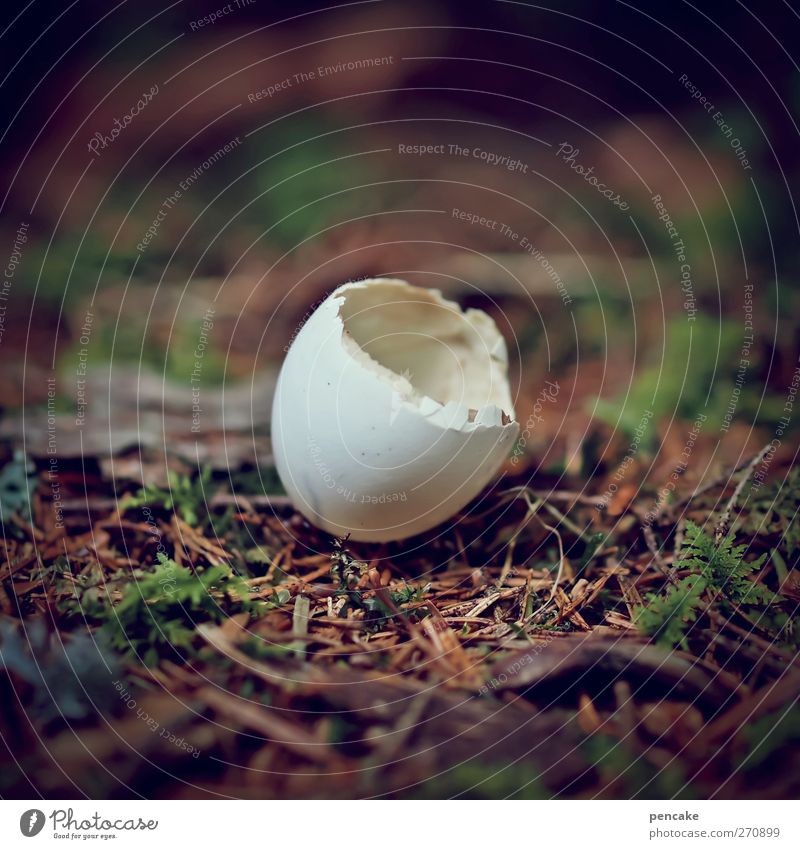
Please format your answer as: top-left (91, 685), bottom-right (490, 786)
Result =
top-left (0, 800), bottom-right (795, 847)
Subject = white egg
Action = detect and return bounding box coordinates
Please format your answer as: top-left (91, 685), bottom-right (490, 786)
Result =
top-left (271, 277), bottom-right (519, 542)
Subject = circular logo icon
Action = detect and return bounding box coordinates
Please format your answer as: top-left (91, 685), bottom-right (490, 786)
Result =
top-left (19, 810), bottom-right (46, 837)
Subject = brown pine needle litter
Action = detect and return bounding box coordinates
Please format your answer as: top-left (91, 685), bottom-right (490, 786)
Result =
top-left (0, 441), bottom-right (798, 800)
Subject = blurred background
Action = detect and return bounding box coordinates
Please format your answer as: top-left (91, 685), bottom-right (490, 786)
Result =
top-left (1, 0), bottom-right (798, 483)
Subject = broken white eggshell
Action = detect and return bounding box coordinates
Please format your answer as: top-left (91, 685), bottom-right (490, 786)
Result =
top-left (271, 278), bottom-right (519, 542)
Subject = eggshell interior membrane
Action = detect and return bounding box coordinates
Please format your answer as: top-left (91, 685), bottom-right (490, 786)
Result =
top-left (271, 277), bottom-right (519, 542)
top-left (338, 279), bottom-right (515, 425)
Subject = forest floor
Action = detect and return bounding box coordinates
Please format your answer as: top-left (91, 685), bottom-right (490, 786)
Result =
top-left (1, 422), bottom-right (798, 799)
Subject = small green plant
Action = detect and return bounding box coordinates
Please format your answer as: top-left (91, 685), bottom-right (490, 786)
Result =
top-left (121, 468), bottom-right (212, 526)
top-left (101, 553), bottom-right (258, 666)
top-left (390, 581), bottom-right (431, 607)
top-left (330, 538), bottom-right (381, 623)
top-left (743, 467), bottom-right (800, 559)
top-left (635, 522), bottom-right (780, 649)
top-left (330, 536), bottom-right (366, 588)
top-left (330, 538), bottom-right (429, 628)
top-left (358, 582), bottom-right (431, 625)
top-left (635, 576), bottom-right (705, 650)
top-left (680, 521), bottom-right (770, 604)
top-left (52, 558), bottom-right (110, 621)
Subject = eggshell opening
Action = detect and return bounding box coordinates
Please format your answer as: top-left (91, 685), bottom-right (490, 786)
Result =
top-left (337, 278), bottom-right (515, 428)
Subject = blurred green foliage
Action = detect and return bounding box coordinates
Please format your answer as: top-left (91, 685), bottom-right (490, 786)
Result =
top-left (583, 733), bottom-right (694, 799)
top-left (252, 120), bottom-right (381, 248)
top-left (413, 759), bottom-right (547, 799)
top-left (591, 312), bottom-right (786, 442)
top-left (102, 553), bottom-right (260, 667)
